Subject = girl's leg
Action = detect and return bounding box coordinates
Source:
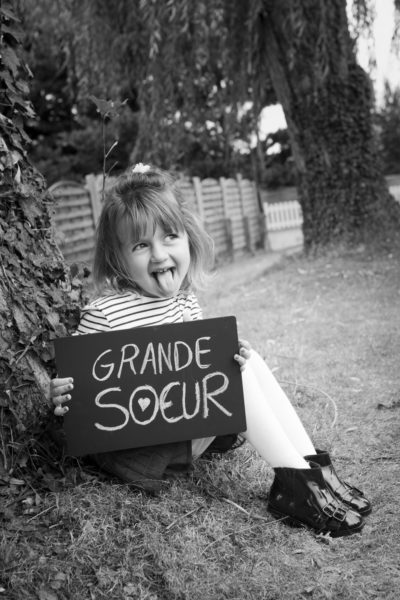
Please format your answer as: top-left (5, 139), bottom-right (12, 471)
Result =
top-left (241, 353), bottom-right (366, 537)
top-left (241, 366), bottom-right (309, 468)
top-left (192, 436), bottom-right (215, 459)
top-left (246, 351), bottom-right (315, 457)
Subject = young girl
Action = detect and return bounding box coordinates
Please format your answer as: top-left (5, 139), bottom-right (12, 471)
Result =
top-left (50, 164), bottom-right (371, 537)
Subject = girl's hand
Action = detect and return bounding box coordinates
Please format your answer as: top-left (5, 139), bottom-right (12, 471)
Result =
top-left (235, 339), bottom-right (252, 372)
top-left (50, 377), bottom-right (74, 416)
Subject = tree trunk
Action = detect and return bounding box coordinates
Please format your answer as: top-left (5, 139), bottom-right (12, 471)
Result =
top-left (261, 0), bottom-right (400, 250)
top-left (0, 155), bottom-right (85, 470)
top-left (0, 5), bottom-right (85, 474)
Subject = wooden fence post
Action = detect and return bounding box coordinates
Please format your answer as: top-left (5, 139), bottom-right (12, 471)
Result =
top-left (192, 177), bottom-right (205, 223)
top-left (85, 174), bottom-right (102, 225)
top-left (219, 177), bottom-right (234, 258)
top-left (236, 174), bottom-right (251, 252)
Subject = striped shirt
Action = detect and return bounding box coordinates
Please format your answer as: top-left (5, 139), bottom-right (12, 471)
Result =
top-left (76, 291), bottom-right (203, 335)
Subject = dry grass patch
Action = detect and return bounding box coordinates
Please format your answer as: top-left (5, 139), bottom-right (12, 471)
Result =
top-left (1, 246), bottom-right (400, 599)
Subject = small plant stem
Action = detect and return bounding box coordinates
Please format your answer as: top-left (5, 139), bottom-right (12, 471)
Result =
top-left (166, 506), bottom-right (204, 531)
top-left (279, 380), bottom-right (339, 427)
top-left (26, 504), bottom-right (55, 523)
top-left (221, 497), bottom-right (283, 523)
top-left (102, 117), bottom-right (106, 200)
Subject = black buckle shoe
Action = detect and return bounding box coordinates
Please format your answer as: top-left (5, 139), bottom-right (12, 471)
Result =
top-left (304, 450), bottom-right (372, 516)
top-left (267, 462), bottom-right (365, 537)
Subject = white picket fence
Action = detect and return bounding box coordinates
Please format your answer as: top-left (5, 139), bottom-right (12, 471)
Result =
top-left (262, 175), bottom-right (400, 251)
top-left (264, 200), bottom-right (303, 231)
top-left (263, 201), bottom-right (303, 251)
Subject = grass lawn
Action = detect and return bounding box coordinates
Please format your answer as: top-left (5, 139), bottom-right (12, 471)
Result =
top-left (2, 246), bottom-right (400, 599)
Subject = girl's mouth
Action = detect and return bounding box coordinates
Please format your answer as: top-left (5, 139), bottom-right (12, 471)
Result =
top-left (151, 267), bottom-right (175, 281)
top-left (151, 267), bottom-right (177, 295)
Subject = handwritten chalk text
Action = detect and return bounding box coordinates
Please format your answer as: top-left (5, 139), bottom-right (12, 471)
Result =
top-left (92, 337), bottom-right (212, 382)
top-left (94, 371), bottom-right (231, 432)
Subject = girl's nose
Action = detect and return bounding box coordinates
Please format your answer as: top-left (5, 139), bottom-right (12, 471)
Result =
top-left (150, 241), bottom-right (168, 261)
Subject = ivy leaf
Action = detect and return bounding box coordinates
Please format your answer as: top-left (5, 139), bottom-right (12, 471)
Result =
top-left (2, 46), bottom-right (19, 77)
top-left (20, 196), bottom-right (43, 222)
top-left (69, 263), bottom-right (79, 278)
top-left (1, 6), bottom-right (20, 21)
top-left (2, 23), bottom-right (23, 43)
top-left (88, 95), bottom-right (125, 119)
top-left (44, 312), bottom-right (60, 329)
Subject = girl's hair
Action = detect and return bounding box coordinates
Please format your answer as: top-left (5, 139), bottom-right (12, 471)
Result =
top-left (93, 165), bottom-right (214, 296)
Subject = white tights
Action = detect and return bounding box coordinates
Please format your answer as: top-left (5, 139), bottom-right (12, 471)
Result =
top-left (241, 350), bottom-right (315, 468)
top-left (193, 351), bottom-right (315, 467)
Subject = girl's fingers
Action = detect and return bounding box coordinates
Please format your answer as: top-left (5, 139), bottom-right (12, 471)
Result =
top-left (51, 377), bottom-right (73, 388)
top-left (52, 394), bottom-right (72, 407)
top-left (238, 339), bottom-right (252, 359)
top-left (52, 385), bottom-right (72, 397)
top-left (54, 405), bottom-right (69, 417)
top-left (238, 339), bottom-right (252, 357)
top-left (238, 339), bottom-right (251, 350)
top-left (240, 347), bottom-right (251, 359)
top-left (50, 380), bottom-right (74, 398)
top-left (234, 354), bottom-right (246, 368)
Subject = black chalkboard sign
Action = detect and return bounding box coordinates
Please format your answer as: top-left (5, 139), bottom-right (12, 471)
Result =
top-left (54, 316), bottom-right (246, 456)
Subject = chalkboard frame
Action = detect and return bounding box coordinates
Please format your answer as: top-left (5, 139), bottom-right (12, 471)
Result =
top-left (54, 316), bottom-right (246, 456)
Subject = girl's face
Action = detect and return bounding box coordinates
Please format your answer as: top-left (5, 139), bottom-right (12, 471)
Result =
top-left (118, 222), bottom-right (191, 298)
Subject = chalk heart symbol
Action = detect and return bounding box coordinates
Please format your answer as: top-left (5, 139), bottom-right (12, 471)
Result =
top-left (138, 396), bottom-right (151, 412)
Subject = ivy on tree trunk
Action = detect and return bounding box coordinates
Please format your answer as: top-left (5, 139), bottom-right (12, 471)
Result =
top-left (0, 2), bottom-right (84, 475)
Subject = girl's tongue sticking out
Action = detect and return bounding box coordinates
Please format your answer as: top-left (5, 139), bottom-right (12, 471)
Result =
top-left (153, 268), bottom-right (177, 296)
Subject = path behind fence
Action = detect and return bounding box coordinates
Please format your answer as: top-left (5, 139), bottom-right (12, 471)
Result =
top-left (49, 174), bottom-right (265, 265)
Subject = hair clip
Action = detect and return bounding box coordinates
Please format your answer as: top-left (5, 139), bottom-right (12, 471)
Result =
top-left (132, 163), bottom-right (151, 174)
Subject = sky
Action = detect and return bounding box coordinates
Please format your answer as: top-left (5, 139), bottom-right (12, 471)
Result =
top-left (356, 0), bottom-right (398, 106)
top-left (260, 0), bottom-right (399, 139)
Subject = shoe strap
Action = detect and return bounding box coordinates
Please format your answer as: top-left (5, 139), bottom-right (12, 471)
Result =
top-left (335, 481), bottom-right (364, 500)
top-left (322, 501), bottom-right (347, 522)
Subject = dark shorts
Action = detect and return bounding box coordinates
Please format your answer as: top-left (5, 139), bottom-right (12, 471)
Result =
top-left (92, 434), bottom-right (242, 492)
top-left (50, 422), bottom-right (241, 493)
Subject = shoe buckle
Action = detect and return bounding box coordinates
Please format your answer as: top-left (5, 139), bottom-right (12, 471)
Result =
top-left (322, 502), bottom-right (347, 522)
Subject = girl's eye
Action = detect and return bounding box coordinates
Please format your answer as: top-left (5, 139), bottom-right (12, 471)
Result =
top-left (132, 242), bottom-right (147, 252)
top-left (166, 232), bottom-right (179, 240)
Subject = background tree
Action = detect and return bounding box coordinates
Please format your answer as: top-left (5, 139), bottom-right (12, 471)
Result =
top-left (16, 0), bottom-right (140, 183)
top-left (375, 84), bottom-right (400, 175)
top-left (18, 0), bottom-right (274, 182)
top-left (18, 0), bottom-right (400, 250)
top-left (0, 2), bottom-right (85, 477)
top-left (256, 0), bottom-right (400, 248)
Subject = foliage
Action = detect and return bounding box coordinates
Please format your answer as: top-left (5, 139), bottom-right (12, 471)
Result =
top-left (16, 0), bottom-right (276, 180)
top-left (12, 0), bottom-right (140, 183)
top-left (259, 128), bottom-right (296, 189)
top-left (0, 1), bottom-right (87, 478)
top-left (258, 0), bottom-right (400, 249)
top-left (30, 109), bottom-right (139, 185)
top-left (17, 0), bottom-right (400, 249)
